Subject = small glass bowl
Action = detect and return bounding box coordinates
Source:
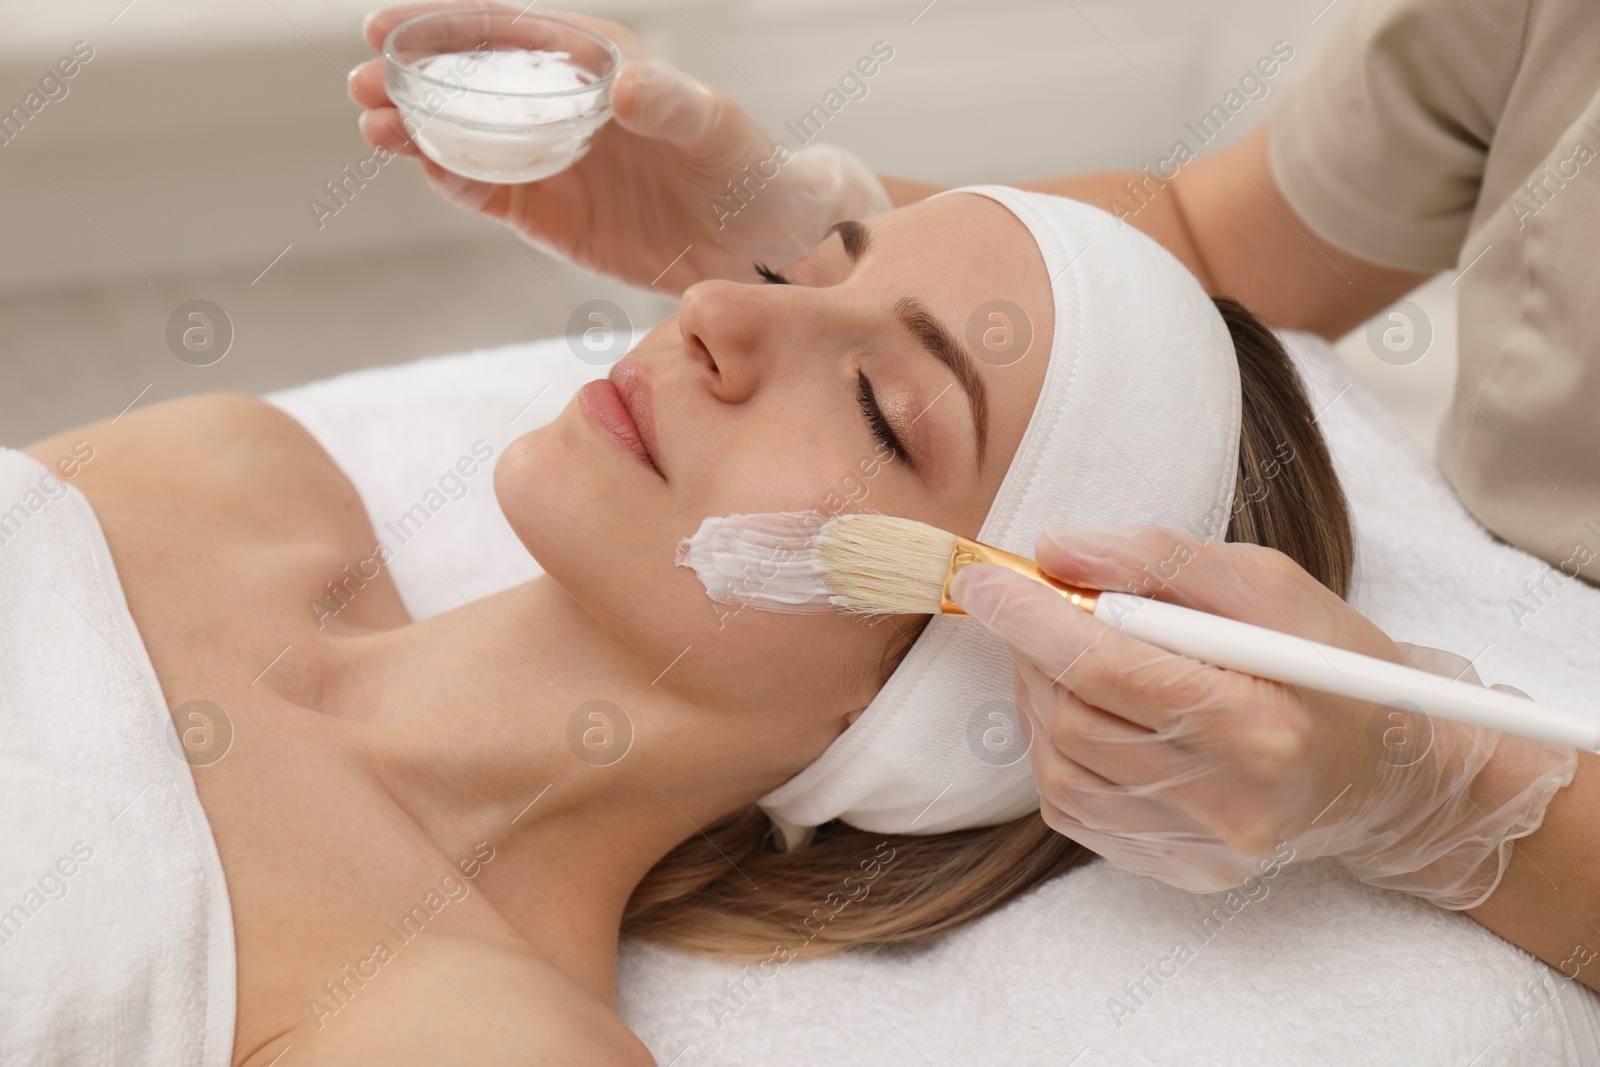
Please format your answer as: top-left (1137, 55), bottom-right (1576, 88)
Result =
top-left (384, 11), bottom-right (621, 184)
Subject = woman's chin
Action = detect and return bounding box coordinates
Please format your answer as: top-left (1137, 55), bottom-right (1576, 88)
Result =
top-left (495, 421), bottom-right (579, 556)
top-left (493, 414), bottom-right (662, 592)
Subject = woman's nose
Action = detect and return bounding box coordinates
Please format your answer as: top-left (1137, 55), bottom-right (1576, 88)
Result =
top-left (677, 278), bottom-right (795, 405)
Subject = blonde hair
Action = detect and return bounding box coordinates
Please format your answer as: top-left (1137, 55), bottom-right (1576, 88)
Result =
top-left (622, 296), bottom-right (1354, 962)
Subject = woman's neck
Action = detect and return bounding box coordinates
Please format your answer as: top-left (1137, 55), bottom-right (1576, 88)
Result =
top-left (303, 573), bottom-right (834, 1005)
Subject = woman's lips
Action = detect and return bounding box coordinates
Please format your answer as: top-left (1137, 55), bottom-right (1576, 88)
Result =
top-left (578, 362), bottom-right (664, 478)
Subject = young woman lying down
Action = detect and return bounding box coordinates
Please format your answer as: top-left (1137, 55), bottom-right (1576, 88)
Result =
top-left (15, 187), bottom-right (1356, 1064)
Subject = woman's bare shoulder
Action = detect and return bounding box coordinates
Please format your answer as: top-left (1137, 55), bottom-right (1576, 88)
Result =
top-left (27, 391), bottom-right (284, 465)
top-left (23, 392), bottom-right (373, 554)
top-left (245, 935), bottom-right (656, 1067)
top-left (26, 392), bottom-right (352, 506)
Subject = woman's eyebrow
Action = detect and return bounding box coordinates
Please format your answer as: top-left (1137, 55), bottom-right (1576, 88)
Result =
top-left (826, 218), bottom-right (989, 467)
top-left (826, 219), bottom-right (871, 261)
top-left (893, 296), bottom-right (989, 467)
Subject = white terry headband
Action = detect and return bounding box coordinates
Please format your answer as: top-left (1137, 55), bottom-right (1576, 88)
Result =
top-left (756, 184), bottom-right (1243, 851)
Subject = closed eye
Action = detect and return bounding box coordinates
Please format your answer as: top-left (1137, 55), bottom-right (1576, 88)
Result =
top-left (754, 261), bottom-right (908, 463)
top-left (856, 373), bottom-right (909, 463)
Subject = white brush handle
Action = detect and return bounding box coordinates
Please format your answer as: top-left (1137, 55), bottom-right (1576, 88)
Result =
top-left (1092, 593), bottom-right (1600, 750)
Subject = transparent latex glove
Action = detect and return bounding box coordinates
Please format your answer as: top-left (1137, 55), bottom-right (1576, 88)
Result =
top-left (948, 526), bottom-right (1580, 909)
top-left (350, 3), bottom-right (892, 293)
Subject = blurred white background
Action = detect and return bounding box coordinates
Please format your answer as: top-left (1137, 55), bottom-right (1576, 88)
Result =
top-left (0, 0), bottom-right (1456, 450)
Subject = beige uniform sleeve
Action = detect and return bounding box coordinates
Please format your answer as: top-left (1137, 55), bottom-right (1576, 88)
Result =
top-left (1267, 0), bottom-right (1532, 273)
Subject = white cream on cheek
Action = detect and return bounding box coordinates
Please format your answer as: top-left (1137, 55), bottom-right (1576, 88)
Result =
top-left (674, 512), bottom-right (834, 613)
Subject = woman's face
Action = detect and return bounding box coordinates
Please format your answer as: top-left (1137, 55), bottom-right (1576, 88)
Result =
top-left (497, 192), bottom-right (1052, 725)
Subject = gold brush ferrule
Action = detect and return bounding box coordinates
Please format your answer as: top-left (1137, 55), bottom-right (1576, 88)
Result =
top-left (939, 535), bottom-right (1100, 616)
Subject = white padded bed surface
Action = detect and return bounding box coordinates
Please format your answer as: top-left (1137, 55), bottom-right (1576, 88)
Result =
top-left (270, 329), bottom-right (1600, 1066)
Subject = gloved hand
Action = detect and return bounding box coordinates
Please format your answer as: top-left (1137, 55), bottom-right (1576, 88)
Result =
top-left (349, 3), bottom-right (892, 293)
top-left (949, 525), bottom-right (1579, 909)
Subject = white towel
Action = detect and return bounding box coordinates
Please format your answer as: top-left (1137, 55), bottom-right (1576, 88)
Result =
top-left (0, 449), bottom-right (235, 1067)
top-left (268, 329), bottom-right (1600, 1065)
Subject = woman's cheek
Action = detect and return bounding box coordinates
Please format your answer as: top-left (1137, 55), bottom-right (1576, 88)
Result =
top-left (723, 433), bottom-right (897, 523)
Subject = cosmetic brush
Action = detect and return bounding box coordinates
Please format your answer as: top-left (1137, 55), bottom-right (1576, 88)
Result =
top-left (677, 512), bottom-right (1600, 750)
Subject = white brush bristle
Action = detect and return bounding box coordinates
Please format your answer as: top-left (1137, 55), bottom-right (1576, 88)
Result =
top-left (816, 514), bottom-right (956, 614)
